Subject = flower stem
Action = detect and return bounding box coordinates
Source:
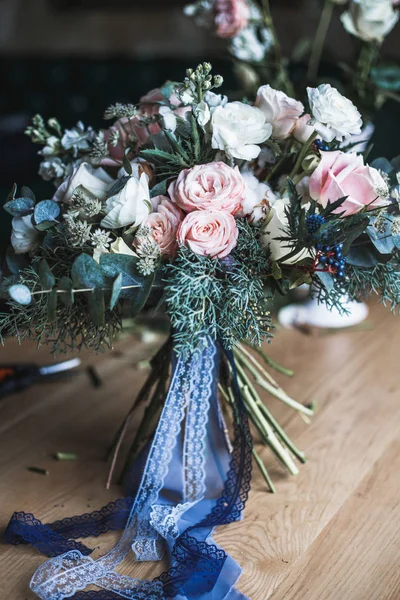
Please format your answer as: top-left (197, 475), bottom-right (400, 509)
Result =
top-left (235, 346), bottom-right (314, 418)
top-left (242, 341), bottom-right (294, 377)
top-left (252, 448), bottom-right (277, 493)
top-left (307, 0), bottom-right (334, 83)
top-left (356, 42), bottom-right (379, 99)
top-left (287, 131), bottom-right (318, 184)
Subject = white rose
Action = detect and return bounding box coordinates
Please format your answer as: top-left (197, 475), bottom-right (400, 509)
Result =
top-left (239, 169), bottom-right (277, 223)
top-left (159, 105), bottom-right (177, 132)
top-left (261, 198), bottom-right (311, 264)
top-left (53, 162), bottom-right (113, 204)
top-left (110, 237), bottom-right (137, 256)
top-left (341, 0), bottom-right (399, 42)
top-left (307, 84), bottom-right (362, 143)
top-left (255, 85), bottom-right (304, 140)
top-left (229, 26), bottom-right (273, 62)
top-left (195, 101), bottom-right (211, 127)
top-left (211, 101), bottom-right (272, 160)
top-left (11, 215), bottom-right (40, 255)
top-left (101, 173), bottom-right (151, 229)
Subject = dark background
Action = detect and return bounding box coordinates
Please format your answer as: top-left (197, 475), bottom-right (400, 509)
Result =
top-left (0, 0), bottom-right (399, 236)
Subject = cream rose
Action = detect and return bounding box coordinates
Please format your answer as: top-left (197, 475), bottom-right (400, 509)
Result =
top-left (309, 150), bottom-right (389, 216)
top-left (53, 162), bottom-right (113, 204)
top-left (177, 209), bottom-right (238, 259)
top-left (255, 85), bottom-right (304, 140)
top-left (307, 84), bottom-right (362, 143)
top-left (211, 101), bottom-right (272, 160)
top-left (261, 198), bottom-right (311, 264)
top-left (341, 0), bottom-right (399, 42)
top-left (141, 196), bottom-right (184, 257)
top-left (101, 173), bottom-right (151, 229)
top-left (110, 237), bottom-right (137, 256)
top-left (239, 169), bottom-right (277, 223)
top-left (168, 162), bottom-right (245, 214)
top-left (11, 215), bottom-right (40, 255)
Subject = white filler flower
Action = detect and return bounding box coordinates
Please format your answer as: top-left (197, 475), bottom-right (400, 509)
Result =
top-left (307, 84), bottom-right (362, 143)
top-left (11, 215), bottom-right (40, 254)
top-left (211, 101), bottom-right (272, 160)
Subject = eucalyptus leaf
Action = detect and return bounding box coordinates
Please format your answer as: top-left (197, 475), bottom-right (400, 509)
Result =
top-left (123, 152), bottom-right (133, 176)
top-left (34, 200), bottom-right (60, 225)
top-left (100, 253), bottom-right (142, 297)
top-left (110, 273), bottom-right (123, 310)
top-left (370, 157), bottom-right (393, 175)
top-left (9, 284), bottom-right (32, 305)
top-left (35, 220), bottom-right (56, 231)
top-left (38, 259), bottom-right (56, 290)
top-left (6, 183), bottom-right (17, 203)
top-left (4, 197), bottom-right (35, 217)
top-left (346, 246), bottom-right (379, 267)
top-left (47, 289), bottom-right (58, 322)
top-left (371, 65), bottom-right (400, 91)
top-left (367, 219), bottom-right (394, 254)
top-left (130, 271), bottom-right (155, 317)
top-left (21, 186), bottom-right (36, 203)
top-left (6, 247), bottom-right (29, 274)
top-left (88, 287), bottom-right (105, 326)
top-left (58, 276), bottom-right (74, 307)
top-left (72, 253), bottom-right (106, 289)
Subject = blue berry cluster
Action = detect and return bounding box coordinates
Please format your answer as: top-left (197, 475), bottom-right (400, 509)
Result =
top-left (316, 243), bottom-right (346, 279)
top-left (306, 213), bottom-right (325, 235)
top-left (314, 139), bottom-right (330, 152)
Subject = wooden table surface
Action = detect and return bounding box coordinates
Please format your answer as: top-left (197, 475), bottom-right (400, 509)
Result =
top-left (1, 302), bottom-right (400, 600)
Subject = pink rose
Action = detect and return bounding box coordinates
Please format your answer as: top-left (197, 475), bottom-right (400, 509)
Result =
top-left (177, 209), bottom-right (238, 259)
top-left (293, 113), bottom-right (316, 144)
top-left (168, 162), bottom-right (245, 215)
top-left (255, 85), bottom-right (304, 140)
top-left (140, 196), bottom-right (184, 257)
top-left (309, 151), bottom-right (389, 217)
top-left (214, 0), bottom-right (250, 39)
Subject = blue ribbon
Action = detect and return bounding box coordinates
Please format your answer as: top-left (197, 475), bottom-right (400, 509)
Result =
top-left (4, 341), bottom-right (252, 600)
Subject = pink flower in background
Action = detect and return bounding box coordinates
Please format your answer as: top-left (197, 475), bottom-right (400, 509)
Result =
top-left (142, 196), bottom-right (184, 257)
top-left (168, 162), bottom-right (245, 214)
top-left (214, 0), bottom-right (250, 38)
top-left (309, 151), bottom-right (389, 217)
top-left (177, 209), bottom-right (238, 258)
top-left (255, 85), bottom-right (304, 140)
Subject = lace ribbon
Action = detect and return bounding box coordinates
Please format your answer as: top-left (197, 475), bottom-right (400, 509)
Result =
top-left (5, 341), bottom-right (252, 600)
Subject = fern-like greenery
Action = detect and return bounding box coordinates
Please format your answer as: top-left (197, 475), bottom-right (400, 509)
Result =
top-left (164, 220), bottom-right (273, 356)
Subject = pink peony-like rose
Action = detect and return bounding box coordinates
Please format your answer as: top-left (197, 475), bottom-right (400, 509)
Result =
top-left (255, 85), bottom-right (304, 140)
top-left (168, 162), bottom-right (245, 215)
top-left (214, 0), bottom-right (250, 39)
top-left (177, 209), bottom-right (238, 259)
top-left (141, 196), bottom-right (184, 257)
top-left (309, 151), bottom-right (389, 217)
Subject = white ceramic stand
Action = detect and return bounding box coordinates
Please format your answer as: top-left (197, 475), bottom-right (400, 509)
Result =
top-left (278, 293), bottom-right (369, 329)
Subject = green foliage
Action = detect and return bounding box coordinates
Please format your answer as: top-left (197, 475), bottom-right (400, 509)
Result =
top-left (164, 220), bottom-right (272, 356)
top-left (140, 116), bottom-right (216, 181)
top-left (4, 197), bottom-right (35, 217)
top-left (345, 262), bottom-right (400, 312)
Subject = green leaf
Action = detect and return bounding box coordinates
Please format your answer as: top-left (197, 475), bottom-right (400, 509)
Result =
top-left (4, 197), bottom-right (35, 217)
top-left (33, 200), bottom-right (60, 225)
top-left (21, 186), bottom-right (36, 203)
top-left (58, 276), bottom-right (74, 307)
top-left (346, 246), bottom-right (379, 267)
top-left (370, 157), bottom-right (393, 175)
top-left (88, 287), bottom-right (105, 326)
top-left (6, 247), bottom-right (29, 274)
top-left (130, 271), bottom-right (155, 317)
top-left (289, 270), bottom-right (312, 290)
top-left (371, 65), bottom-right (400, 91)
top-left (150, 179), bottom-right (168, 198)
top-left (367, 219), bottom-right (394, 254)
top-left (315, 270), bottom-right (334, 293)
top-left (107, 176), bottom-right (130, 199)
top-left (47, 289), bottom-right (58, 322)
top-left (110, 273), bottom-right (123, 310)
top-left (72, 253), bottom-right (105, 289)
top-left (9, 284), bottom-right (32, 305)
top-left (123, 152), bottom-right (133, 176)
top-left (38, 259), bottom-right (55, 289)
top-left (271, 261), bottom-right (282, 280)
top-left (99, 253), bottom-right (141, 297)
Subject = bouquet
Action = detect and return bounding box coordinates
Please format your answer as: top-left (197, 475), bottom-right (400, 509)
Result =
top-left (2, 63), bottom-right (400, 600)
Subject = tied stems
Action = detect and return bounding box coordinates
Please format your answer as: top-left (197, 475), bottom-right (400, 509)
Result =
top-left (307, 0), bottom-right (334, 83)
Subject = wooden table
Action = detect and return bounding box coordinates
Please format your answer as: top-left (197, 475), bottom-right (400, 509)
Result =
top-left (1, 302), bottom-right (400, 600)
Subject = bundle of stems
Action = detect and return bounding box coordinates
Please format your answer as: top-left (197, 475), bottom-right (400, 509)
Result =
top-left (106, 338), bottom-right (314, 492)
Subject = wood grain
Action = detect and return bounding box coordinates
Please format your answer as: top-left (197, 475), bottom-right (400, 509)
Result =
top-left (0, 302), bottom-right (399, 599)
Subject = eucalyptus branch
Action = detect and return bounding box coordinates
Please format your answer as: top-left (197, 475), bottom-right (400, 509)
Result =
top-left (30, 284), bottom-right (144, 296)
